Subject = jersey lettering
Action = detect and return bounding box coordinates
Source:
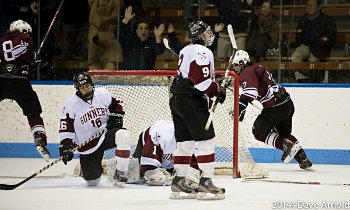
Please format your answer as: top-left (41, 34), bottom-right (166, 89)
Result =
top-left (202, 66), bottom-right (209, 77)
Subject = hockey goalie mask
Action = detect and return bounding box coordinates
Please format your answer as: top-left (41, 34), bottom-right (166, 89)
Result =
top-left (9, 20), bottom-right (32, 34)
top-left (186, 21), bottom-right (215, 46)
top-left (73, 72), bottom-right (94, 100)
top-left (232, 50), bottom-right (250, 74)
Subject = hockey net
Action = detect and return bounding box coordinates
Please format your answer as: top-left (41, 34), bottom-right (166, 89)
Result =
top-left (87, 70), bottom-right (268, 179)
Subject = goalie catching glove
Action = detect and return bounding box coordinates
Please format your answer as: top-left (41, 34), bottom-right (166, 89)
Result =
top-left (59, 141), bottom-right (74, 165)
top-left (144, 168), bottom-right (172, 186)
top-left (107, 111), bottom-right (125, 130)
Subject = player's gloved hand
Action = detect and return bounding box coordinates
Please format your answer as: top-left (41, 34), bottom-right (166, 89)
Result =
top-left (239, 97), bottom-right (249, 122)
top-left (33, 52), bottom-right (41, 65)
top-left (215, 82), bottom-right (226, 104)
top-left (59, 142), bottom-right (74, 165)
top-left (107, 111), bottom-right (125, 130)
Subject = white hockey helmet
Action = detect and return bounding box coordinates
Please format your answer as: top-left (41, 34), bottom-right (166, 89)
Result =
top-left (9, 20), bottom-right (32, 33)
top-left (232, 50), bottom-right (250, 66)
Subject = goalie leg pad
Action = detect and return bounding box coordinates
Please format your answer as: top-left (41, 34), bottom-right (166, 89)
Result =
top-left (126, 158), bottom-right (141, 184)
top-left (106, 158), bottom-right (117, 182)
top-left (144, 168), bottom-right (172, 186)
top-left (185, 167), bottom-right (202, 189)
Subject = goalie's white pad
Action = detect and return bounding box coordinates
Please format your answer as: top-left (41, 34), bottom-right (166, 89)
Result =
top-left (145, 168), bottom-right (172, 186)
top-left (126, 158), bottom-right (140, 184)
top-left (106, 157), bottom-right (141, 184)
top-left (106, 157), bottom-right (117, 182)
top-left (73, 161), bottom-right (83, 177)
top-left (185, 167), bottom-right (202, 189)
top-left (284, 141), bottom-right (302, 164)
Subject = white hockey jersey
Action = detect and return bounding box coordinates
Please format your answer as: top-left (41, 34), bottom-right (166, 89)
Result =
top-left (140, 120), bottom-right (198, 174)
top-left (178, 43), bottom-right (216, 104)
top-left (140, 120), bottom-right (176, 171)
top-left (59, 87), bottom-right (123, 155)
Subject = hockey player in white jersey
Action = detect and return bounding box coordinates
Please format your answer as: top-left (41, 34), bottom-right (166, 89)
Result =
top-left (169, 21), bottom-right (226, 200)
top-left (132, 120), bottom-right (200, 186)
top-left (59, 72), bottom-right (131, 187)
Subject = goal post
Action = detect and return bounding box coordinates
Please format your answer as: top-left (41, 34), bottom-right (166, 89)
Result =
top-left (86, 70), bottom-right (267, 179)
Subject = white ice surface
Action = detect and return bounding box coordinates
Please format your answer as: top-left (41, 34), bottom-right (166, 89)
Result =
top-left (0, 158), bottom-right (350, 210)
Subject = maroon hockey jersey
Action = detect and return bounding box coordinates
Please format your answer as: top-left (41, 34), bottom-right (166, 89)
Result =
top-left (0, 32), bottom-right (33, 69)
top-left (239, 65), bottom-right (281, 108)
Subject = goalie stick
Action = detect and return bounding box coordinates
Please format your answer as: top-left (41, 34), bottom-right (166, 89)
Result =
top-left (205, 24), bottom-right (237, 130)
top-left (0, 128), bottom-right (107, 190)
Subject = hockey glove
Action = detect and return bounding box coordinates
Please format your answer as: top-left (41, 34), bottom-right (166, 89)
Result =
top-left (107, 111), bottom-right (125, 130)
top-left (215, 82), bottom-right (226, 104)
top-left (239, 97), bottom-right (249, 122)
top-left (59, 142), bottom-right (74, 165)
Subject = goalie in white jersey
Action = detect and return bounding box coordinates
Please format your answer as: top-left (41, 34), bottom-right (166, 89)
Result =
top-left (132, 120), bottom-right (200, 186)
top-left (169, 21), bottom-right (226, 200)
top-left (59, 72), bottom-right (131, 187)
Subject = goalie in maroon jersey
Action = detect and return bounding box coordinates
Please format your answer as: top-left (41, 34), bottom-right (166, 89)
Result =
top-left (0, 20), bottom-right (51, 161)
top-left (232, 50), bottom-right (312, 170)
top-left (169, 21), bottom-right (226, 200)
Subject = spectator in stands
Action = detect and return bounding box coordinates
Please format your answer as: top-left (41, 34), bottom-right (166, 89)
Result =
top-left (167, 22), bottom-right (223, 55)
top-left (20, 0), bottom-right (56, 80)
top-left (60, 0), bottom-right (89, 59)
top-left (291, 0), bottom-right (337, 83)
top-left (209, 0), bottom-right (255, 61)
top-left (88, 0), bottom-right (124, 70)
top-left (115, 6), bottom-right (165, 70)
top-left (246, 0), bottom-right (280, 62)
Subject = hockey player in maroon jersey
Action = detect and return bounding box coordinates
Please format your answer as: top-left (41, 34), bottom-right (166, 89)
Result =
top-left (0, 20), bottom-right (51, 161)
top-left (232, 50), bottom-right (312, 170)
top-left (59, 72), bottom-right (131, 187)
top-left (169, 21), bottom-right (226, 200)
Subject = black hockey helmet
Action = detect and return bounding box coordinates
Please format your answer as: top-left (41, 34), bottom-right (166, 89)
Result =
top-left (73, 72), bottom-right (94, 100)
top-left (186, 21), bottom-right (214, 46)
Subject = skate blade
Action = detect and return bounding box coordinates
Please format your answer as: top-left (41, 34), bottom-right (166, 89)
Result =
top-left (169, 191), bottom-right (197, 199)
top-left (36, 146), bottom-right (50, 162)
top-left (113, 181), bottom-right (126, 188)
top-left (303, 166), bottom-right (315, 171)
top-left (283, 142), bottom-right (302, 164)
top-left (196, 192), bottom-right (225, 200)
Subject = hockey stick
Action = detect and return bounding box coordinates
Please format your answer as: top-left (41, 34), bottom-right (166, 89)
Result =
top-left (163, 38), bottom-right (178, 56)
top-left (244, 179), bottom-right (350, 186)
top-left (205, 24), bottom-right (237, 130)
top-left (37, 0), bottom-right (66, 55)
top-left (0, 128), bottom-right (107, 190)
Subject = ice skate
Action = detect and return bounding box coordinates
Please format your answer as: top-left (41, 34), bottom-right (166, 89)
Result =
top-left (34, 131), bottom-right (51, 162)
top-left (170, 176), bottom-right (197, 199)
top-left (113, 169), bottom-right (128, 188)
top-left (197, 177), bottom-right (225, 200)
top-left (299, 151), bottom-right (313, 170)
top-left (281, 138), bottom-right (301, 164)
